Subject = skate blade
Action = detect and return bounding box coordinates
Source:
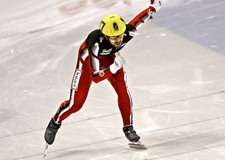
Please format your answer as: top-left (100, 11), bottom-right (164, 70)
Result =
top-left (128, 142), bottom-right (146, 149)
top-left (43, 143), bottom-right (48, 158)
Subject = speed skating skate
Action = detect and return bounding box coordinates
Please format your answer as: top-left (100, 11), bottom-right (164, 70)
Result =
top-left (123, 125), bottom-right (146, 149)
top-left (43, 118), bottom-right (61, 158)
top-left (128, 140), bottom-right (146, 149)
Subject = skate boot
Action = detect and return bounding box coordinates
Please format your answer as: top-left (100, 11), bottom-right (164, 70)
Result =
top-left (44, 118), bottom-right (61, 145)
top-left (123, 125), bottom-right (140, 142)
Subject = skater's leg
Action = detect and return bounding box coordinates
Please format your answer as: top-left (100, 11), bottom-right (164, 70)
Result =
top-left (54, 58), bottom-right (92, 124)
top-left (45, 58), bottom-right (92, 145)
top-left (108, 69), bottom-right (133, 126)
top-left (108, 69), bottom-right (140, 142)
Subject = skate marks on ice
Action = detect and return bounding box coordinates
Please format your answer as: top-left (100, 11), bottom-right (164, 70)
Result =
top-left (0, 0), bottom-right (132, 38)
top-left (1, 80), bottom-right (225, 159)
top-left (14, 89), bottom-right (225, 159)
top-left (142, 124), bottom-right (225, 160)
top-left (40, 136), bottom-right (141, 160)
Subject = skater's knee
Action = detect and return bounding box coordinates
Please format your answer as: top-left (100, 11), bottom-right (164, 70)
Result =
top-left (69, 103), bottom-right (83, 113)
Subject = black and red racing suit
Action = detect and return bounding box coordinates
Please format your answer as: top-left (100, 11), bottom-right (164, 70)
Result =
top-left (54, 7), bottom-right (155, 126)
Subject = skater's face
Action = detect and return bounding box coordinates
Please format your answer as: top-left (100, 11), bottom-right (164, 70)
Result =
top-left (108, 33), bottom-right (124, 48)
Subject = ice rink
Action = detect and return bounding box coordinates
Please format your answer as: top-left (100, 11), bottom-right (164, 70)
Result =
top-left (1, 0), bottom-right (225, 159)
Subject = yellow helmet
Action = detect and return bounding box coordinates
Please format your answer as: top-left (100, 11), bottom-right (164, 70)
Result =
top-left (100, 14), bottom-right (126, 37)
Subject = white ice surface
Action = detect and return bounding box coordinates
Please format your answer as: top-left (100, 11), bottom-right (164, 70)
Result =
top-left (1, 0), bottom-right (225, 160)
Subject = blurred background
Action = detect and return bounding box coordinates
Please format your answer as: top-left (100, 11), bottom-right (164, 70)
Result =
top-left (1, 0), bottom-right (225, 159)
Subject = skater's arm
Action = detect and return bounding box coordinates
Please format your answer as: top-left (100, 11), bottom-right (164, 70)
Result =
top-left (90, 53), bottom-right (125, 83)
top-left (91, 67), bottom-right (113, 83)
top-left (128, 0), bottom-right (161, 31)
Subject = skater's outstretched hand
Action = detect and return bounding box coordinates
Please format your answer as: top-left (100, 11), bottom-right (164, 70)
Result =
top-left (149, 0), bottom-right (162, 13)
